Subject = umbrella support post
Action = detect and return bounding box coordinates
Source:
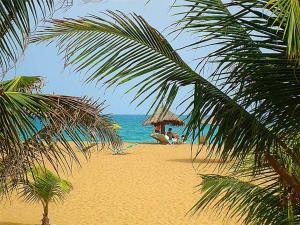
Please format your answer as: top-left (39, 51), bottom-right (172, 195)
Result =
top-left (161, 123), bottom-right (165, 135)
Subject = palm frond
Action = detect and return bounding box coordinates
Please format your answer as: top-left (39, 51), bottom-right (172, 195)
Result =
top-left (192, 174), bottom-right (300, 225)
top-left (0, 76), bottom-right (122, 189)
top-left (0, 75), bottom-right (44, 92)
top-left (20, 167), bottom-right (72, 204)
top-left (32, 6), bottom-right (300, 221)
top-left (192, 152), bottom-right (300, 225)
top-left (32, 11), bottom-right (201, 112)
top-left (171, 0), bottom-right (300, 169)
top-left (175, 0), bottom-right (300, 59)
top-left (33, 12), bottom-right (298, 170)
top-left (0, 0), bottom-right (55, 75)
top-left (267, 0), bottom-right (300, 59)
top-left (174, 0), bottom-right (300, 135)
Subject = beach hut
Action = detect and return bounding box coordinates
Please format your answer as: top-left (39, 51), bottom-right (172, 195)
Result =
top-left (143, 107), bottom-right (184, 135)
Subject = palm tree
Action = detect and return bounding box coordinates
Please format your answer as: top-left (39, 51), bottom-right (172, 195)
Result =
top-left (0, 75), bottom-right (121, 192)
top-left (20, 167), bottom-right (73, 225)
top-left (0, 0), bottom-right (123, 200)
top-left (32, 0), bottom-right (300, 223)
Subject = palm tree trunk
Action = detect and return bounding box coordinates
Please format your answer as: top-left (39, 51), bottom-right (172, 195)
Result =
top-left (42, 202), bottom-right (50, 225)
top-left (266, 154), bottom-right (300, 196)
top-left (288, 158), bottom-right (295, 225)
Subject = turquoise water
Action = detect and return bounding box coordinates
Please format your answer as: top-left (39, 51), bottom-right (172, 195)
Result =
top-left (30, 115), bottom-right (211, 143)
top-left (112, 115), bottom-right (210, 143)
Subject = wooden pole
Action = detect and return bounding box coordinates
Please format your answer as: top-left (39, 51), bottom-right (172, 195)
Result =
top-left (161, 123), bottom-right (165, 134)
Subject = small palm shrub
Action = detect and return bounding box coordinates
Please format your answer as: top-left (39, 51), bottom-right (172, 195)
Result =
top-left (20, 168), bottom-right (73, 225)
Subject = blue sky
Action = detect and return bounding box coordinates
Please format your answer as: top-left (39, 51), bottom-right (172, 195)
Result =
top-left (7, 0), bottom-right (200, 115)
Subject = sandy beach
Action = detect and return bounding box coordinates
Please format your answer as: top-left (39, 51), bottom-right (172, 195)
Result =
top-left (0, 143), bottom-right (237, 225)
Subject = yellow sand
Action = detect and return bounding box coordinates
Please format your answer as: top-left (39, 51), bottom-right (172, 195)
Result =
top-left (0, 143), bottom-right (238, 225)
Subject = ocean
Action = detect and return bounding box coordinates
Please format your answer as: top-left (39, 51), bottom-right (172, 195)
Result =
top-left (112, 115), bottom-right (210, 143)
top-left (31, 114), bottom-right (210, 143)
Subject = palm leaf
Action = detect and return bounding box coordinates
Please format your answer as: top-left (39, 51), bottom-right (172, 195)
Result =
top-left (174, 0), bottom-right (300, 133)
top-left (33, 12), bottom-right (298, 169)
top-left (192, 174), bottom-right (300, 225)
top-left (267, 0), bottom-right (300, 59)
top-left (0, 75), bottom-right (44, 92)
top-left (32, 6), bottom-right (300, 222)
top-left (0, 1), bottom-right (55, 75)
top-left (0, 76), bottom-right (122, 189)
top-left (172, 0), bottom-right (300, 173)
top-left (20, 167), bottom-right (73, 204)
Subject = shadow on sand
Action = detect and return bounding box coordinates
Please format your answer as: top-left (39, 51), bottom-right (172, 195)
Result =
top-left (112, 152), bottom-right (132, 156)
top-left (0, 222), bottom-right (35, 225)
top-left (138, 142), bottom-right (162, 145)
top-left (167, 158), bottom-right (224, 164)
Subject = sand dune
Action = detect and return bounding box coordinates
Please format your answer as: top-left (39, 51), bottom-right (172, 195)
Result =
top-left (0, 143), bottom-right (238, 225)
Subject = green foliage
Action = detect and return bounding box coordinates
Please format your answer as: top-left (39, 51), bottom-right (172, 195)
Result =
top-left (33, 11), bottom-right (200, 113)
top-left (0, 76), bottom-right (122, 191)
top-left (20, 167), bottom-right (73, 204)
top-left (267, 0), bottom-right (300, 59)
top-left (0, 1), bottom-right (54, 74)
top-left (33, 10), bottom-right (299, 167)
top-left (0, 76), bottom-right (44, 92)
top-left (192, 174), bottom-right (300, 225)
top-left (32, 1), bottom-right (300, 224)
top-left (0, 0), bottom-right (122, 194)
top-left (19, 167), bottom-right (72, 225)
top-left (192, 152), bottom-right (300, 224)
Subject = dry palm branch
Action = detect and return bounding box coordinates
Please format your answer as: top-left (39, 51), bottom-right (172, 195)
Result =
top-left (0, 76), bottom-right (121, 192)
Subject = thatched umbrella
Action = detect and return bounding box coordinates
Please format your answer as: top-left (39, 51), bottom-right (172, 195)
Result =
top-left (143, 107), bottom-right (184, 134)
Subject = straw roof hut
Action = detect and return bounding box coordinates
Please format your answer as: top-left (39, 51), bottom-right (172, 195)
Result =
top-left (143, 107), bottom-right (184, 126)
top-left (143, 107), bottom-right (184, 134)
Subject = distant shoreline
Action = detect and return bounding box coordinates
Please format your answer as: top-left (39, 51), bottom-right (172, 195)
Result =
top-left (112, 114), bottom-right (190, 116)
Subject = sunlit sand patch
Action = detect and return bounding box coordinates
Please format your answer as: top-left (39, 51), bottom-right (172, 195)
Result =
top-left (0, 143), bottom-right (240, 225)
